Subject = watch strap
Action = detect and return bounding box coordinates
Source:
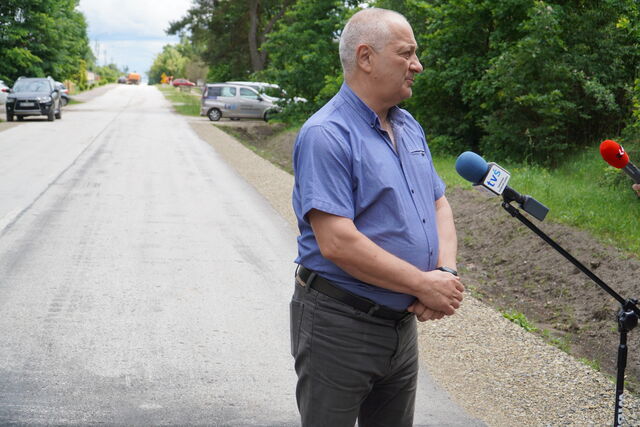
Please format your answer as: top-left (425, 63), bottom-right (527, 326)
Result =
top-left (436, 266), bottom-right (458, 276)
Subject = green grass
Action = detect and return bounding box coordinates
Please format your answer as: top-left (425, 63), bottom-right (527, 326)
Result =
top-left (157, 85), bottom-right (201, 116)
top-left (500, 310), bottom-right (576, 354)
top-left (502, 309), bottom-right (538, 332)
top-left (433, 152), bottom-right (640, 256)
top-left (578, 357), bottom-right (601, 371)
top-left (540, 329), bottom-right (572, 353)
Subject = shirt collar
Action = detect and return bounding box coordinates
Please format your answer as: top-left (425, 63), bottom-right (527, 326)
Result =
top-left (338, 83), bottom-right (405, 130)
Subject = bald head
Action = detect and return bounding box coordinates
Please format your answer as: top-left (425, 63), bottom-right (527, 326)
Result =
top-left (339, 8), bottom-right (410, 76)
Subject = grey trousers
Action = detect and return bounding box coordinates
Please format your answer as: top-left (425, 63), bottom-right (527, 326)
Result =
top-left (290, 281), bottom-right (419, 427)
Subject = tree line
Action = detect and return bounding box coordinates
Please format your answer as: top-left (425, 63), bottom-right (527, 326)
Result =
top-left (0, 0), bottom-right (121, 89)
top-left (162, 0), bottom-right (640, 165)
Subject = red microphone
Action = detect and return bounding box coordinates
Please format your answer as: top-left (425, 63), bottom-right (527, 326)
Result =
top-left (600, 139), bottom-right (640, 184)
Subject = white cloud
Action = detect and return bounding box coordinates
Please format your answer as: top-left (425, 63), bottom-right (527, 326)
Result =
top-left (79, 0), bottom-right (193, 39)
top-left (78, 0), bottom-right (194, 75)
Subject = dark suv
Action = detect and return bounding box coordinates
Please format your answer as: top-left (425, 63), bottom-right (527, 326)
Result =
top-left (5, 76), bottom-right (62, 122)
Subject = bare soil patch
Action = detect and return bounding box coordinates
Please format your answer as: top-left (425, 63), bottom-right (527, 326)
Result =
top-left (448, 187), bottom-right (640, 391)
top-left (221, 121), bottom-right (640, 391)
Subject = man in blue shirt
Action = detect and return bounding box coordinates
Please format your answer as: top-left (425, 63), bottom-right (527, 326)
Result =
top-left (290, 7), bottom-right (465, 426)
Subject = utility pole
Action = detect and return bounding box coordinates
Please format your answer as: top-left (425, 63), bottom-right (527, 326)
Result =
top-left (94, 40), bottom-right (100, 65)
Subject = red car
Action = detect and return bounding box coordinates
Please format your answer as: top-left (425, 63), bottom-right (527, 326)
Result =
top-left (172, 78), bottom-right (195, 87)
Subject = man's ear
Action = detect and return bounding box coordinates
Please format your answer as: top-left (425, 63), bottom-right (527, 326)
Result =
top-left (355, 44), bottom-right (374, 73)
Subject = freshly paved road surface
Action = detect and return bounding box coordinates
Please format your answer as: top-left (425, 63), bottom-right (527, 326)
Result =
top-left (0, 85), bottom-right (483, 425)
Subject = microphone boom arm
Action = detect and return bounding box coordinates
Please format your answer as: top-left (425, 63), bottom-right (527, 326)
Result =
top-left (500, 199), bottom-right (638, 427)
top-left (502, 188), bottom-right (549, 221)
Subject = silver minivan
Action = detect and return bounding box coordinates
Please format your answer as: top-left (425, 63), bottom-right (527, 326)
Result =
top-left (200, 83), bottom-right (280, 122)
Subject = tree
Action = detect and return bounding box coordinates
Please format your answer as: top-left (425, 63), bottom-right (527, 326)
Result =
top-left (184, 58), bottom-right (209, 84)
top-left (399, 0), bottom-right (531, 157)
top-left (95, 63), bottom-right (120, 83)
top-left (0, 0), bottom-right (92, 85)
top-left (148, 45), bottom-right (186, 84)
top-left (50, 0), bottom-right (92, 81)
top-left (403, 0), bottom-right (640, 165)
top-left (167, 0), bottom-right (294, 81)
top-left (259, 0), bottom-right (360, 121)
top-left (476, 1), bottom-right (640, 164)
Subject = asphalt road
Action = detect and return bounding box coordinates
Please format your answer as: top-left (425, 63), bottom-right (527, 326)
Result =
top-left (0, 85), bottom-right (483, 426)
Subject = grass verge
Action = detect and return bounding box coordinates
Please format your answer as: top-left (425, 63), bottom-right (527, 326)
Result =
top-left (433, 153), bottom-right (640, 255)
top-left (157, 85), bottom-right (201, 116)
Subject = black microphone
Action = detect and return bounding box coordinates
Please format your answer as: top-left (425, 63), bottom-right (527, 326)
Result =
top-left (455, 151), bottom-right (549, 221)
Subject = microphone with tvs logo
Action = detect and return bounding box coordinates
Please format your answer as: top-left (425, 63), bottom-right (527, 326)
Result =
top-left (455, 151), bottom-right (549, 221)
top-left (599, 139), bottom-right (640, 184)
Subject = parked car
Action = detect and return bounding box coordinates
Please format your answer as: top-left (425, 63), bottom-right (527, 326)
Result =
top-left (225, 81), bottom-right (307, 103)
top-left (55, 81), bottom-right (70, 106)
top-left (117, 75), bottom-right (127, 84)
top-left (172, 78), bottom-right (195, 87)
top-left (0, 80), bottom-right (9, 104)
top-left (200, 83), bottom-right (280, 121)
top-left (5, 76), bottom-right (62, 122)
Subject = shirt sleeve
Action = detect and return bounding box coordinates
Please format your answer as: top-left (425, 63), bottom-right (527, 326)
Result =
top-left (294, 125), bottom-right (355, 222)
top-left (419, 127), bottom-right (446, 200)
top-left (431, 160), bottom-right (446, 200)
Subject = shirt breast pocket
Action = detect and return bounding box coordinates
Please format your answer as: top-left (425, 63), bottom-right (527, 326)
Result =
top-left (410, 148), bottom-right (426, 158)
top-left (404, 135), bottom-right (428, 161)
top-left (406, 148), bottom-right (435, 191)
top-left (408, 148), bottom-right (429, 167)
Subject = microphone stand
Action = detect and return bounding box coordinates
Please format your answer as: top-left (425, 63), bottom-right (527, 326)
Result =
top-left (500, 197), bottom-right (639, 427)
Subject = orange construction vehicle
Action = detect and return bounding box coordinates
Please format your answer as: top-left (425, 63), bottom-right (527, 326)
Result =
top-left (127, 72), bottom-right (141, 85)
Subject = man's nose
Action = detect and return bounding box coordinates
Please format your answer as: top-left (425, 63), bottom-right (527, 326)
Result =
top-left (410, 55), bottom-right (423, 73)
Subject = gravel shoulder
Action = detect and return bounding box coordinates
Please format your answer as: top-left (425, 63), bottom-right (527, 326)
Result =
top-left (189, 118), bottom-right (640, 426)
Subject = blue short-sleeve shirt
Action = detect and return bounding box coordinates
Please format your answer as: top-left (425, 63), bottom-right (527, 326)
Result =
top-left (292, 83), bottom-right (445, 310)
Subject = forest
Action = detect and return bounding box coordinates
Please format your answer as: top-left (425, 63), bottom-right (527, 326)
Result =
top-left (0, 0), bottom-right (121, 89)
top-left (158, 0), bottom-right (640, 166)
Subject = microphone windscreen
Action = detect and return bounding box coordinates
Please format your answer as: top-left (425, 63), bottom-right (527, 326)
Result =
top-left (455, 151), bottom-right (488, 184)
top-left (600, 139), bottom-right (629, 169)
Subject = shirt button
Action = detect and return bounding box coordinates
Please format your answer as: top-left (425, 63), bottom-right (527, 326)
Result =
top-left (411, 189), bottom-right (415, 193)
top-left (422, 219), bottom-right (426, 223)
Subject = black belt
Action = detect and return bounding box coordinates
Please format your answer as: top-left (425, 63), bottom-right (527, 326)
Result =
top-left (296, 265), bottom-right (411, 321)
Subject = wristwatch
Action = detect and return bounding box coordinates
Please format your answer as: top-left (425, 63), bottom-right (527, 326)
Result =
top-left (436, 266), bottom-right (459, 276)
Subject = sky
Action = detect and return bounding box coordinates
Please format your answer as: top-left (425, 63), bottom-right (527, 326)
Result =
top-left (78, 0), bottom-right (193, 80)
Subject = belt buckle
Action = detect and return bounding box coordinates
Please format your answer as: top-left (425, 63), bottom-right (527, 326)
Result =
top-left (295, 270), bottom-right (316, 290)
